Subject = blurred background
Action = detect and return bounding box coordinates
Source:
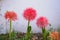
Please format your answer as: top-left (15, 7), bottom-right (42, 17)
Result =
top-left (0, 0), bottom-right (60, 34)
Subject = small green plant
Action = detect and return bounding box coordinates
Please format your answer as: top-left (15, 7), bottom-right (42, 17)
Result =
top-left (4, 11), bottom-right (17, 40)
top-left (36, 16), bottom-right (51, 40)
top-left (23, 8), bottom-right (37, 40)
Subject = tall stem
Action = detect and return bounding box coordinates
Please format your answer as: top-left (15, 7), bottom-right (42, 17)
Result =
top-left (9, 19), bottom-right (12, 40)
top-left (28, 21), bottom-right (30, 27)
top-left (42, 27), bottom-right (46, 40)
top-left (25, 21), bottom-right (30, 40)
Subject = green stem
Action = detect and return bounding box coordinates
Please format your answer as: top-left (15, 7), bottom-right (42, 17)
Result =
top-left (42, 27), bottom-right (46, 40)
top-left (25, 21), bottom-right (30, 40)
top-left (9, 19), bottom-right (12, 40)
top-left (28, 21), bottom-right (30, 27)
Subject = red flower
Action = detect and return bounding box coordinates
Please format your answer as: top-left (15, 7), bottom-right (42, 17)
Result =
top-left (36, 16), bottom-right (48, 28)
top-left (4, 11), bottom-right (17, 21)
top-left (23, 8), bottom-right (36, 21)
top-left (49, 32), bottom-right (59, 40)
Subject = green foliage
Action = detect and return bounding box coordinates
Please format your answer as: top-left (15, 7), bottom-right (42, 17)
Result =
top-left (0, 36), bottom-right (6, 40)
top-left (42, 28), bottom-right (51, 40)
top-left (9, 31), bottom-right (16, 40)
top-left (0, 34), bottom-right (8, 40)
top-left (24, 26), bottom-right (32, 40)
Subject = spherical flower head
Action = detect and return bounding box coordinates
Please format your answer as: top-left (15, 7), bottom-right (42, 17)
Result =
top-left (4, 11), bottom-right (17, 21)
top-left (36, 16), bottom-right (48, 28)
top-left (49, 32), bottom-right (59, 40)
top-left (23, 8), bottom-right (36, 21)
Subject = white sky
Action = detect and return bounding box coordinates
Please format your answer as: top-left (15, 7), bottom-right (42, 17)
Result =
top-left (0, 0), bottom-right (60, 33)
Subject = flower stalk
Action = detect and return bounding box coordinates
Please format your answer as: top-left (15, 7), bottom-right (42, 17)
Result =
top-left (36, 17), bottom-right (51, 40)
top-left (42, 27), bottom-right (46, 40)
top-left (9, 19), bottom-right (12, 40)
top-left (4, 11), bottom-right (17, 40)
top-left (25, 21), bottom-right (32, 40)
top-left (23, 8), bottom-right (36, 40)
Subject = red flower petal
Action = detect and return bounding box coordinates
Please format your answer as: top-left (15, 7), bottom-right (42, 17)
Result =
top-left (23, 8), bottom-right (37, 21)
top-left (36, 16), bottom-right (48, 28)
top-left (4, 11), bottom-right (17, 21)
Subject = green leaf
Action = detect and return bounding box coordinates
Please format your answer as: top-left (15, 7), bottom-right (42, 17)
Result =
top-left (25, 25), bottom-right (32, 40)
top-left (27, 26), bottom-right (31, 33)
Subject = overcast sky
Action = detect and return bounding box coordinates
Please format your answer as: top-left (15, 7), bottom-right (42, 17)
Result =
top-left (0, 0), bottom-right (60, 33)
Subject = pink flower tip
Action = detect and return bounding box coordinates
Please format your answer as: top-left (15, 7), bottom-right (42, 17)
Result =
top-left (36, 16), bottom-right (48, 28)
top-left (4, 11), bottom-right (17, 21)
top-left (23, 8), bottom-right (37, 21)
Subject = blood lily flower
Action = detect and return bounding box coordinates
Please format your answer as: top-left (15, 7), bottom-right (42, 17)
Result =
top-left (5, 11), bottom-right (17, 21)
top-left (4, 11), bottom-right (17, 40)
top-left (36, 16), bottom-right (49, 40)
top-left (23, 8), bottom-right (36, 21)
top-left (23, 8), bottom-right (37, 40)
top-left (36, 16), bottom-right (48, 28)
top-left (49, 32), bottom-right (59, 40)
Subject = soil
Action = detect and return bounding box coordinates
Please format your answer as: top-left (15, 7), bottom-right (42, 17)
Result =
top-left (1, 33), bottom-right (60, 40)
top-left (16, 33), bottom-right (42, 40)
top-left (0, 33), bottom-right (42, 40)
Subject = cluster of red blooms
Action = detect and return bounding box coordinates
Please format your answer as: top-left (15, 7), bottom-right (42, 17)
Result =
top-left (23, 8), bottom-right (36, 21)
top-left (5, 11), bottom-right (17, 21)
top-left (4, 8), bottom-right (60, 40)
top-left (36, 16), bottom-right (48, 28)
top-left (49, 32), bottom-right (60, 40)
top-left (4, 8), bottom-right (49, 28)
